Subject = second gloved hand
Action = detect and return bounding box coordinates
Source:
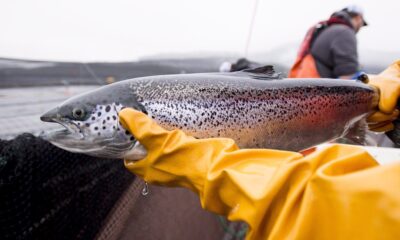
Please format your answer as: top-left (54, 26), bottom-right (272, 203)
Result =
top-left (367, 60), bottom-right (400, 132)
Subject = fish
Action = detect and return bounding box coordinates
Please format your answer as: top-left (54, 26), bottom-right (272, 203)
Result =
top-left (40, 66), bottom-right (379, 159)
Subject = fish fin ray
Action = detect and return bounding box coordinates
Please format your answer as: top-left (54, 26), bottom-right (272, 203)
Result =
top-left (335, 119), bottom-right (378, 146)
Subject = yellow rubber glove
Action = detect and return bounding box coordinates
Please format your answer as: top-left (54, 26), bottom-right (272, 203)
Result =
top-left (368, 60), bottom-right (400, 132)
top-left (120, 108), bottom-right (400, 240)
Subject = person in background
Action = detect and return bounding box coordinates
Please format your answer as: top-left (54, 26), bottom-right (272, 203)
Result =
top-left (289, 5), bottom-right (368, 79)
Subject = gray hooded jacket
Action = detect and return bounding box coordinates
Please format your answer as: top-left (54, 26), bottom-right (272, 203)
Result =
top-left (310, 11), bottom-right (359, 78)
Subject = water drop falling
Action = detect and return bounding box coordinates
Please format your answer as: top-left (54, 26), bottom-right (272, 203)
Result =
top-left (141, 181), bottom-right (149, 196)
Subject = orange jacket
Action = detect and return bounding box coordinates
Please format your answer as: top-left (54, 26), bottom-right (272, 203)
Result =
top-left (288, 53), bottom-right (321, 78)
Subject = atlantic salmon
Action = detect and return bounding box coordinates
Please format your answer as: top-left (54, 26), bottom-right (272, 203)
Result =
top-left (40, 67), bottom-right (379, 158)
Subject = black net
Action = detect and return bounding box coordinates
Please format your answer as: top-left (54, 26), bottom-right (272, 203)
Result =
top-left (0, 133), bottom-right (135, 240)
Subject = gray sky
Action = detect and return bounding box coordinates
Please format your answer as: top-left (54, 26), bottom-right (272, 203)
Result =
top-left (0, 0), bottom-right (399, 62)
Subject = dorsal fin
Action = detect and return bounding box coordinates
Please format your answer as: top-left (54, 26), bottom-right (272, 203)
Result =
top-left (242, 65), bottom-right (282, 80)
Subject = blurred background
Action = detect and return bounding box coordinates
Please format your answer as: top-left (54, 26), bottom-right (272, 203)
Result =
top-left (0, 0), bottom-right (399, 138)
top-left (1, 0), bottom-right (400, 71)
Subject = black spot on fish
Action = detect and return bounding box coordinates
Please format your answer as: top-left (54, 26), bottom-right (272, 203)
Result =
top-left (105, 105), bottom-right (111, 112)
top-left (98, 132), bottom-right (101, 136)
top-left (113, 126), bottom-right (116, 129)
top-left (112, 116), bottom-right (116, 120)
top-left (125, 130), bottom-right (130, 135)
top-left (103, 126), bottom-right (106, 130)
top-left (77, 122), bottom-right (81, 126)
top-left (94, 127), bottom-right (98, 131)
top-left (92, 116), bottom-right (96, 121)
top-left (100, 106), bottom-right (103, 110)
top-left (107, 117), bottom-right (110, 120)
top-left (130, 136), bottom-right (134, 141)
top-left (103, 120), bottom-right (106, 124)
top-left (85, 123), bottom-right (90, 127)
top-left (98, 112), bottom-right (101, 117)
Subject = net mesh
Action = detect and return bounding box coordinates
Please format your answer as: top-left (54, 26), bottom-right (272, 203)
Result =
top-left (0, 133), bottom-right (135, 240)
top-left (0, 133), bottom-right (249, 240)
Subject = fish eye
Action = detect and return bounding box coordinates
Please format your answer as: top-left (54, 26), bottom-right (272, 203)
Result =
top-left (72, 108), bottom-right (85, 119)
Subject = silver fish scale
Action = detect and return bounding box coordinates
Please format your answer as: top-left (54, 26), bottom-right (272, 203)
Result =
top-left (125, 75), bottom-right (377, 151)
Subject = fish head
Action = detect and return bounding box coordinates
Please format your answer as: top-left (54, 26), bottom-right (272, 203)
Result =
top-left (40, 84), bottom-right (147, 159)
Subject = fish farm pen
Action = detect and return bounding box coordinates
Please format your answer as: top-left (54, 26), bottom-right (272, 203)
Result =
top-left (0, 134), bottom-right (247, 240)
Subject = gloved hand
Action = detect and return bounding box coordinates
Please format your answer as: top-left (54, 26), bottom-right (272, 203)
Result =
top-left (119, 108), bottom-right (400, 240)
top-left (118, 108), bottom-right (300, 192)
top-left (367, 60), bottom-right (400, 132)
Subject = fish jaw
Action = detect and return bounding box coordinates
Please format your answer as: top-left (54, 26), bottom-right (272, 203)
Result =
top-left (39, 117), bottom-right (111, 157)
top-left (40, 104), bottom-right (146, 159)
top-left (40, 111), bottom-right (85, 143)
top-left (40, 120), bottom-right (136, 159)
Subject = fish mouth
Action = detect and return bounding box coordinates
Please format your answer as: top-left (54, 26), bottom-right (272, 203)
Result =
top-left (40, 107), bottom-right (84, 140)
top-left (40, 117), bottom-right (83, 141)
top-left (39, 118), bottom-right (106, 156)
top-left (40, 118), bottom-right (135, 158)
top-left (40, 114), bottom-right (56, 123)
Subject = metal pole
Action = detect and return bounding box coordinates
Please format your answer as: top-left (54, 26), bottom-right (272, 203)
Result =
top-left (244, 0), bottom-right (260, 58)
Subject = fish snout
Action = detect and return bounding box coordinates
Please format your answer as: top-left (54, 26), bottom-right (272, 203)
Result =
top-left (40, 108), bottom-right (60, 122)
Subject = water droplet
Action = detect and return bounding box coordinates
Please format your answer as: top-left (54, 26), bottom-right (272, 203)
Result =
top-left (141, 182), bottom-right (149, 196)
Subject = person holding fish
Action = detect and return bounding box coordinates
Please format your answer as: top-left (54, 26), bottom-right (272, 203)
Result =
top-left (119, 61), bottom-right (400, 239)
top-left (289, 5), bottom-right (367, 79)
